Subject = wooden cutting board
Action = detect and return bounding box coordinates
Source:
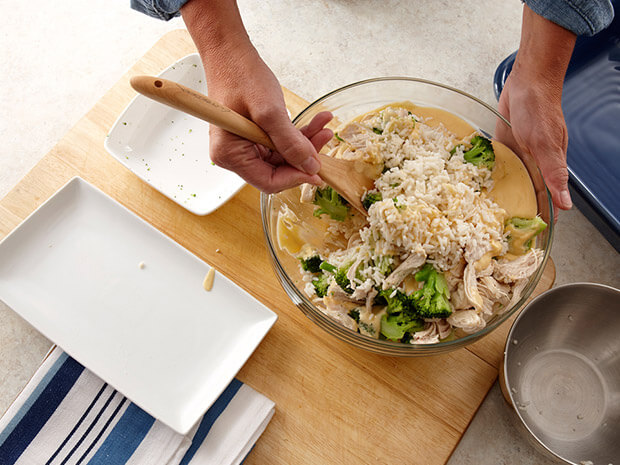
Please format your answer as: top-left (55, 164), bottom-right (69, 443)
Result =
top-left (0, 30), bottom-right (555, 464)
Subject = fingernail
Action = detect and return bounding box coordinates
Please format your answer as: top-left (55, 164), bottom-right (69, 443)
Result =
top-left (560, 189), bottom-right (572, 209)
top-left (301, 157), bottom-right (320, 175)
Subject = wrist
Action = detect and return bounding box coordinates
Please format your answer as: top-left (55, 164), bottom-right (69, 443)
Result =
top-left (514, 4), bottom-right (576, 90)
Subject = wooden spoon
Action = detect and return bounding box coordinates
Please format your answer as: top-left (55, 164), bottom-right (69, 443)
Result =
top-left (129, 75), bottom-right (374, 214)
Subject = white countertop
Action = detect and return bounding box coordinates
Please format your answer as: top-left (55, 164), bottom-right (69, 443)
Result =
top-left (1, 1), bottom-right (619, 463)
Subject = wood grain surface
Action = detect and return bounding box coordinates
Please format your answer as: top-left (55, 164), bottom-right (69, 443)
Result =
top-left (0, 30), bottom-right (555, 465)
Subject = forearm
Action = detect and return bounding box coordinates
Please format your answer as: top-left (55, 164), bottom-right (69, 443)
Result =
top-left (514, 5), bottom-right (577, 97)
top-left (181, 0), bottom-right (255, 63)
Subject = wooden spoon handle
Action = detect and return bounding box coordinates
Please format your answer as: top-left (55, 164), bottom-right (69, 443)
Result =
top-left (130, 75), bottom-right (336, 178)
top-left (129, 75), bottom-right (276, 150)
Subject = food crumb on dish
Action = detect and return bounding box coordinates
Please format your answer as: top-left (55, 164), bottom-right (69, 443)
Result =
top-left (512, 339), bottom-right (519, 345)
top-left (138, 261), bottom-right (145, 269)
top-left (577, 414), bottom-right (584, 420)
top-left (516, 400), bottom-right (530, 410)
top-left (203, 268), bottom-right (215, 291)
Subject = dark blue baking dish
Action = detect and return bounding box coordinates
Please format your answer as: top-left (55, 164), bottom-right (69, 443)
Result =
top-left (493, 5), bottom-right (620, 252)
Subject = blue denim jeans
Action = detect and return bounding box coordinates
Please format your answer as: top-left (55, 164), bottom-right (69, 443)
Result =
top-left (131, 0), bottom-right (615, 36)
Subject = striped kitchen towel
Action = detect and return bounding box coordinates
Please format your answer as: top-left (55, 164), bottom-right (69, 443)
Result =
top-left (0, 346), bottom-right (275, 465)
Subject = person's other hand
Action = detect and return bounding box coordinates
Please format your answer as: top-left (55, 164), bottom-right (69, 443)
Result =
top-left (496, 4), bottom-right (577, 218)
top-left (496, 66), bottom-right (571, 216)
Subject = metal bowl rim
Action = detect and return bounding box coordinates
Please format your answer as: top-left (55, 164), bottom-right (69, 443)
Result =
top-left (502, 281), bottom-right (620, 464)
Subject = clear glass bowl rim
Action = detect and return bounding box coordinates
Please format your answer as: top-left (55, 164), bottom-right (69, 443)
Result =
top-left (261, 76), bottom-right (555, 356)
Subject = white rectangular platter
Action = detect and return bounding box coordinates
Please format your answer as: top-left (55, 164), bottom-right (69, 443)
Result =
top-left (0, 177), bottom-right (277, 434)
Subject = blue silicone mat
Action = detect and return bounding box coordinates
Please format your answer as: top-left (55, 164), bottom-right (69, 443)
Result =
top-left (493, 7), bottom-right (620, 252)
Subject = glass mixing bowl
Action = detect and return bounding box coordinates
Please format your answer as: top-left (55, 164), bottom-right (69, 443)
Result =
top-left (261, 77), bottom-right (554, 356)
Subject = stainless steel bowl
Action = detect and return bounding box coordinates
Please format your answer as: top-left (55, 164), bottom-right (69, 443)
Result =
top-left (501, 283), bottom-right (620, 464)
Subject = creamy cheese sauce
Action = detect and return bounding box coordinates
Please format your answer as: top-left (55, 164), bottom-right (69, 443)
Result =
top-left (504, 223), bottom-right (538, 256)
top-left (202, 268), bottom-right (215, 292)
top-left (276, 208), bottom-right (305, 255)
top-left (490, 140), bottom-right (537, 218)
top-left (474, 241), bottom-right (503, 271)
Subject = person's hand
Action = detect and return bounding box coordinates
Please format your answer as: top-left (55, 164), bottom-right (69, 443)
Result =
top-left (182, 0), bottom-right (332, 193)
top-left (495, 4), bottom-right (577, 218)
top-left (496, 66), bottom-right (571, 214)
top-left (204, 47), bottom-right (332, 193)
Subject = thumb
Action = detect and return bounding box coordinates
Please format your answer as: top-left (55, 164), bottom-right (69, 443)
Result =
top-left (254, 109), bottom-right (321, 175)
top-left (536, 148), bottom-right (572, 211)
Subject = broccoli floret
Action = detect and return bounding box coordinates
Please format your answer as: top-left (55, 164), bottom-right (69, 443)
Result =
top-left (461, 135), bottom-right (495, 170)
top-left (335, 266), bottom-right (354, 294)
top-left (319, 261), bottom-right (337, 273)
top-left (312, 274), bottom-right (330, 298)
top-left (362, 191), bottom-right (383, 210)
top-left (380, 313), bottom-right (424, 341)
top-left (376, 289), bottom-right (411, 315)
top-left (505, 216), bottom-right (548, 254)
top-left (300, 255), bottom-right (322, 273)
top-left (375, 288), bottom-right (425, 341)
top-left (348, 308), bottom-right (360, 323)
top-left (411, 263), bottom-right (453, 319)
top-left (313, 187), bottom-right (350, 221)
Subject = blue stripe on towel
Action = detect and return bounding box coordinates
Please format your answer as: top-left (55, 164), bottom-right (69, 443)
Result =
top-left (180, 379), bottom-right (243, 465)
top-left (45, 383), bottom-right (109, 465)
top-left (86, 403), bottom-right (155, 465)
top-left (0, 355), bottom-right (84, 464)
top-left (0, 352), bottom-right (69, 448)
top-left (59, 389), bottom-right (119, 465)
top-left (75, 397), bottom-right (127, 465)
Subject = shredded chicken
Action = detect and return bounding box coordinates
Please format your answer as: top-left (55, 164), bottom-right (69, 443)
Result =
top-left (463, 263), bottom-right (484, 311)
top-left (346, 257), bottom-right (364, 285)
top-left (504, 278), bottom-right (529, 314)
top-left (347, 232), bottom-right (362, 249)
top-left (366, 288), bottom-right (378, 314)
top-left (477, 262), bottom-right (495, 277)
top-left (450, 283), bottom-right (471, 310)
top-left (382, 248), bottom-right (426, 289)
top-left (411, 319), bottom-right (452, 344)
top-left (324, 308), bottom-right (358, 332)
top-left (325, 282), bottom-right (359, 302)
top-left (447, 309), bottom-right (486, 334)
top-left (299, 183), bottom-right (316, 203)
top-left (445, 259), bottom-right (466, 291)
top-left (337, 122), bottom-right (372, 150)
top-left (494, 249), bottom-right (543, 283)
